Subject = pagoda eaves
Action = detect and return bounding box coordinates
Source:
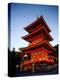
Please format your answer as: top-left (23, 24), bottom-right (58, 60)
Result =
top-left (24, 15), bottom-right (51, 33)
top-left (22, 27), bottom-right (53, 42)
top-left (22, 41), bottom-right (55, 52)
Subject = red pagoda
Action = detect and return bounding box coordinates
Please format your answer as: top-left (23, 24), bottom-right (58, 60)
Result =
top-left (20, 16), bottom-right (57, 72)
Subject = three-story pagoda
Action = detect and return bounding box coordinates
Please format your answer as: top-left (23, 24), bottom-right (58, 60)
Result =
top-left (20, 16), bottom-right (56, 72)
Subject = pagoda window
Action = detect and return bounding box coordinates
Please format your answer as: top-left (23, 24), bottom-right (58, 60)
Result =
top-left (29, 33), bottom-right (45, 46)
top-left (28, 31), bottom-right (47, 43)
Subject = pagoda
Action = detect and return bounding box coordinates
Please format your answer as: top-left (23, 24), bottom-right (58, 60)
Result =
top-left (20, 15), bottom-right (57, 72)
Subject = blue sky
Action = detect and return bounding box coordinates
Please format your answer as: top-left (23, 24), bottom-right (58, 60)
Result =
top-left (9, 3), bottom-right (58, 51)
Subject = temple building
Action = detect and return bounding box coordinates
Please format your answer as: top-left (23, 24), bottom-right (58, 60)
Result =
top-left (19, 16), bottom-right (58, 72)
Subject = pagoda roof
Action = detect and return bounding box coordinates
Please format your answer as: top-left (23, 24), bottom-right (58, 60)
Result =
top-left (22, 27), bottom-right (53, 42)
top-left (22, 40), bottom-right (55, 52)
top-left (24, 15), bottom-right (51, 33)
